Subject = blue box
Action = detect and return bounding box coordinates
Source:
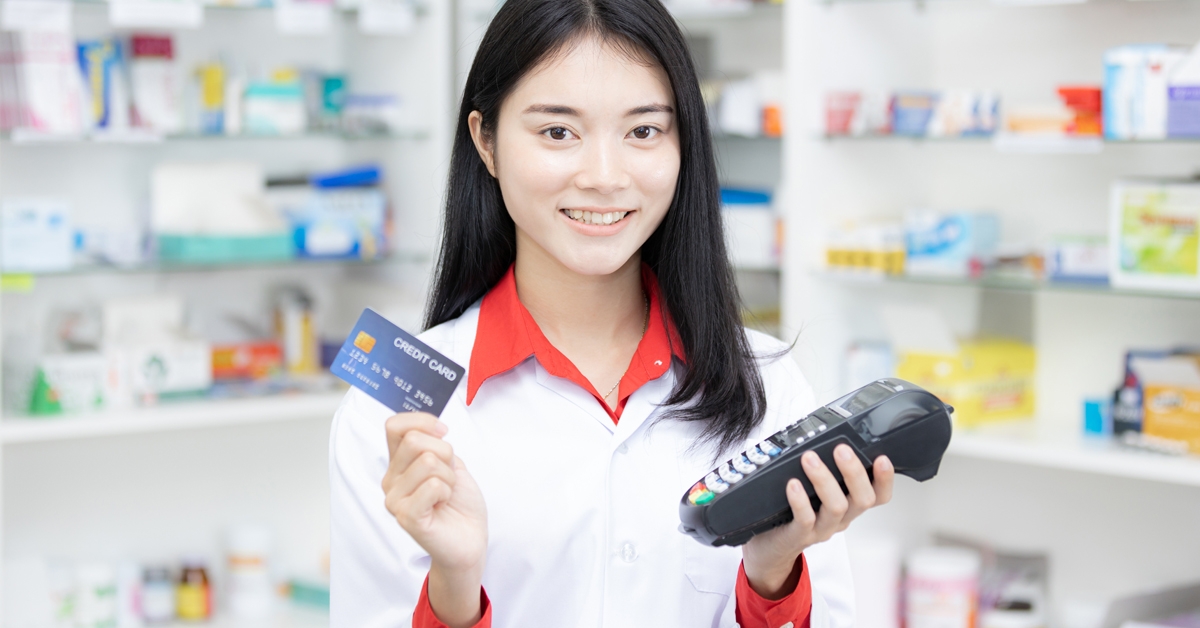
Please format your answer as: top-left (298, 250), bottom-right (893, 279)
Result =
top-left (904, 210), bottom-right (1000, 277)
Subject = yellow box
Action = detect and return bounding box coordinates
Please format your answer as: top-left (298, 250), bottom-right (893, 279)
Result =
top-left (1143, 384), bottom-right (1200, 454)
top-left (895, 339), bottom-right (1037, 428)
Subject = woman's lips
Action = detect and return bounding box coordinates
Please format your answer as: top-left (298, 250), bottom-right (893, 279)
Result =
top-left (560, 208), bottom-right (634, 236)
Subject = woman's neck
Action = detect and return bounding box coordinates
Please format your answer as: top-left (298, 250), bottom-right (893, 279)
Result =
top-left (513, 233), bottom-right (646, 370)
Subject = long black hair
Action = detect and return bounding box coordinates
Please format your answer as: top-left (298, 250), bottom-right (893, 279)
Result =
top-left (424, 0), bottom-right (768, 454)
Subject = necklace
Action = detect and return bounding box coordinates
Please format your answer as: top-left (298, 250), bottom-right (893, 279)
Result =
top-left (603, 294), bottom-right (650, 402)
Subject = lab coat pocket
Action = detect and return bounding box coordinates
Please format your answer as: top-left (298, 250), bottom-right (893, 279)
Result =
top-left (681, 537), bottom-right (741, 596)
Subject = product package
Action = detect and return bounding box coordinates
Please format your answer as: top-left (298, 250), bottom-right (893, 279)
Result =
top-left (30, 353), bottom-right (112, 415)
top-left (151, 161), bottom-right (295, 264)
top-left (1130, 353), bottom-right (1200, 454)
top-left (895, 338), bottom-right (1037, 428)
top-left (1109, 180), bottom-right (1200, 293)
top-left (77, 38), bottom-right (131, 131)
top-left (904, 210), bottom-right (1000, 278)
top-left (211, 341), bottom-right (284, 380)
top-left (1168, 43), bottom-right (1200, 138)
top-left (1, 198), bottom-right (73, 272)
top-left (1104, 45), bottom-right (1190, 140)
top-left (826, 219), bottom-right (906, 276)
top-left (720, 188), bottom-right (778, 269)
top-left (1045, 235), bottom-right (1109, 284)
top-left (244, 81), bottom-right (306, 135)
top-left (129, 34), bottom-right (181, 133)
top-left (891, 91), bottom-right (938, 136)
top-left (0, 32), bottom-right (88, 133)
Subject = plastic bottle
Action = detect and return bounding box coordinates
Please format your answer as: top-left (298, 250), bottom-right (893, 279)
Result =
top-left (226, 524), bottom-right (274, 618)
top-left (141, 566), bottom-right (176, 624)
top-left (905, 547), bottom-right (981, 628)
top-left (175, 558), bottom-right (212, 621)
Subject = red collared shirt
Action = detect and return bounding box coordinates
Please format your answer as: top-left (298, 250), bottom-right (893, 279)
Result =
top-left (413, 263), bottom-right (812, 628)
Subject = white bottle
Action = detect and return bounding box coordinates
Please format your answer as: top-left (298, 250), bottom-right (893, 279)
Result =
top-left (226, 524), bottom-right (275, 618)
top-left (905, 547), bottom-right (981, 628)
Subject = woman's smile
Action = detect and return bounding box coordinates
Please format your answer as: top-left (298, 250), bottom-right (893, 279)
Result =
top-left (559, 207), bottom-right (635, 235)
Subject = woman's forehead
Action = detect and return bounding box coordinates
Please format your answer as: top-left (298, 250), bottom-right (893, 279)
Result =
top-left (507, 35), bottom-right (675, 114)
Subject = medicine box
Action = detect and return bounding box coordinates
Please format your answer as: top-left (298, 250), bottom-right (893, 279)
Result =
top-left (1132, 353), bottom-right (1200, 454)
top-left (1109, 180), bottom-right (1200, 293)
top-left (1168, 43), bottom-right (1200, 138)
top-left (895, 339), bottom-right (1037, 428)
top-left (1, 198), bottom-right (73, 272)
top-left (904, 210), bottom-right (1000, 277)
top-left (721, 188), bottom-right (778, 270)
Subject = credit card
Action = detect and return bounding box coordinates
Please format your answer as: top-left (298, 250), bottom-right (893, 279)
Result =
top-left (330, 308), bottom-right (464, 416)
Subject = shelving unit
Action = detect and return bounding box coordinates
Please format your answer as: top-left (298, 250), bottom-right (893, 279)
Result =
top-left (0, 389), bottom-right (346, 444)
top-left (947, 428), bottom-right (1200, 488)
top-left (0, 0), bottom-right (454, 623)
top-left (818, 270), bottom-right (1200, 301)
top-left (782, 0), bottom-right (1200, 614)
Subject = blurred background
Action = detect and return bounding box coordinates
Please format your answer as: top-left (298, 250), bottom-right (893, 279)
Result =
top-left (0, 0), bottom-right (1198, 626)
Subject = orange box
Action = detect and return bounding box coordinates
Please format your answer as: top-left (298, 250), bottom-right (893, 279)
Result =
top-left (212, 341), bottom-right (283, 380)
top-left (1143, 384), bottom-right (1200, 454)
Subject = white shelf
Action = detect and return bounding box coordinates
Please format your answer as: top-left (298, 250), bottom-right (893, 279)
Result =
top-left (946, 427), bottom-right (1200, 487)
top-left (0, 391), bottom-right (346, 444)
top-left (161, 606), bottom-right (329, 628)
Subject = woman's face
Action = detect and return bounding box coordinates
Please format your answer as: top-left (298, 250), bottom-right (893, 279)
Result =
top-left (470, 36), bottom-right (681, 277)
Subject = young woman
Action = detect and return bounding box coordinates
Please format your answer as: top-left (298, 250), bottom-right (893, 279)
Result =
top-left (329, 0), bottom-right (895, 626)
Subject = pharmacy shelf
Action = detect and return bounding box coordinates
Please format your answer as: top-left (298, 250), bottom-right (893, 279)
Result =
top-left (0, 390), bottom-right (346, 444)
top-left (819, 133), bottom-right (1200, 153)
top-left (947, 428), bottom-right (1200, 487)
top-left (1, 129), bottom-right (430, 145)
top-left (2, 252), bottom-right (429, 280)
top-left (819, 271), bottom-right (1200, 301)
top-left (161, 606), bottom-right (329, 628)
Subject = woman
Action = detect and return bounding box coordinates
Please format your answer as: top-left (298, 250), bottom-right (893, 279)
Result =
top-left (329, 0), bottom-right (894, 626)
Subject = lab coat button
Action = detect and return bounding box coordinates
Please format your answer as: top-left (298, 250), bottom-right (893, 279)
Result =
top-left (621, 543), bottom-right (638, 563)
top-left (616, 443), bottom-right (629, 454)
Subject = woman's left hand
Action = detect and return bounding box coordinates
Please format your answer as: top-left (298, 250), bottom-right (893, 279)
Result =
top-left (741, 445), bottom-right (894, 599)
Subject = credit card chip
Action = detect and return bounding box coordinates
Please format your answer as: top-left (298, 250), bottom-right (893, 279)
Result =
top-left (354, 331), bottom-right (377, 353)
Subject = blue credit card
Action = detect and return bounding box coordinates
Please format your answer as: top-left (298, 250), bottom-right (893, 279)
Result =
top-left (330, 308), bottom-right (464, 416)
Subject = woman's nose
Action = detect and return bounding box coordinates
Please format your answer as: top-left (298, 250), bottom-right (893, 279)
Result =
top-left (574, 138), bottom-right (631, 195)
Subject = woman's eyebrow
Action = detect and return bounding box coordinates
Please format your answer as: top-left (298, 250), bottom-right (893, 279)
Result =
top-left (523, 104), bottom-right (579, 116)
top-left (626, 104), bottom-right (673, 116)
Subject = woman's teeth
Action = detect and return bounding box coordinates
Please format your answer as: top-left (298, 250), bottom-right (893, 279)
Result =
top-left (566, 209), bottom-right (628, 226)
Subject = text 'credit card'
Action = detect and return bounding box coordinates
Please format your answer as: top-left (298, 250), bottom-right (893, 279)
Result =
top-left (331, 309), bottom-right (464, 416)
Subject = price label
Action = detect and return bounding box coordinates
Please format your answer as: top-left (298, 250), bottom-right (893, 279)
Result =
top-left (358, 0), bottom-right (414, 35)
top-left (108, 0), bottom-right (203, 29)
top-left (275, 0), bottom-right (332, 34)
top-left (1, 0), bottom-right (71, 33)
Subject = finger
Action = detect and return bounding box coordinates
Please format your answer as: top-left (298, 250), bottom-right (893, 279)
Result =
top-left (393, 476), bottom-right (453, 529)
top-left (387, 450), bottom-right (457, 500)
top-left (785, 477), bottom-right (817, 531)
top-left (802, 451), bottom-right (849, 536)
top-left (872, 456), bottom-right (895, 506)
top-left (834, 445), bottom-right (876, 522)
top-left (390, 430), bottom-right (455, 475)
top-left (385, 412), bottom-right (446, 458)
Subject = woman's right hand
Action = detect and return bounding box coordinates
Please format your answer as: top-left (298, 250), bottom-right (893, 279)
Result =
top-left (382, 412), bottom-right (488, 627)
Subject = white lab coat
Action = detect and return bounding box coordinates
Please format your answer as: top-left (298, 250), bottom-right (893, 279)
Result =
top-left (329, 302), bottom-right (855, 628)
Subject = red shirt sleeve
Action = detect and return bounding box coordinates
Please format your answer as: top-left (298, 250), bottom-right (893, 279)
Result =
top-left (412, 574), bottom-right (492, 628)
top-left (734, 554), bottom-right (813, 628)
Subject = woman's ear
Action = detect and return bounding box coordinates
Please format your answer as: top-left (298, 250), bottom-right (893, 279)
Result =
top-left (467, 111), bottom-right (497, 178)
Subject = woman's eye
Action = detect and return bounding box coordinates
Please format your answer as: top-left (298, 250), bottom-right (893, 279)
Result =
top-left (630, 126), bottom-right (659, 140)
top-left (544, 127), bottom-right (573, 140)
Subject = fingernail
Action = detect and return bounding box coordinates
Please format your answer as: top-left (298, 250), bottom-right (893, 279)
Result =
top-left (879, 456), bottom-right (892, 471)
top-left (836, 446), bottom-right (852, 461)
top-left (434, 421), bottom-right (449, 436)
top-left (788, 479), bottom-right (801, 494)
top-left (803, 452), bottom-right (819, 467)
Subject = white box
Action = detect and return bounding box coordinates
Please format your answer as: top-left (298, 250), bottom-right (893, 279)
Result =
top-left (1, 198), bottom-right (72, 272)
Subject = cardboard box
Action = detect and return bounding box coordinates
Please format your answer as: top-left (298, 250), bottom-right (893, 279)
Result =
top-left (896, 339), bottom-right (1037, 428)
top-left (1109, 180), bottom-right (1200, 293)
top-left (1134, 354), bottom-right (1200, 454)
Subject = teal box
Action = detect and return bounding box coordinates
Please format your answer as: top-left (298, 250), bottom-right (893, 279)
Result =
top-left (157, 234), bottom-right (295, 265)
